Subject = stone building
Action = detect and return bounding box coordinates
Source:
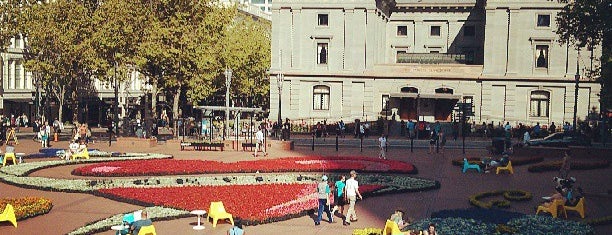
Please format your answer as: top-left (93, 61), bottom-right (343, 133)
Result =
top-left (268, 0), bottom-right (601, 127)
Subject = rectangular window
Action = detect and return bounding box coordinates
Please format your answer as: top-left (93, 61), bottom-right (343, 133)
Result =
top-left (535, 45), bottom-right (549, 68)
top-left (382, 95), bottom-right (390, 111)
top-left (14, 60), bottom-right (22, 89)
top-left (317, 43), bottom-right (328, 65)
top-left (530, 91), bottom-right (550, 117)
top-left (396, 51), bottom-right (407, 63)
top-left (14, 35), bottom-right (21, 48)
top-left (463, 26), bottom-right (475, 37)
top-left (313, 86), bottom-right (330, 110)
top-left (318, 14), bottom-right (328, 26)
top-left (430, 26), bottom-right (441, 36)
top-left (537, 14), bottom-right (550, 27)
top-left (397, 26), bottom-right (407, 36)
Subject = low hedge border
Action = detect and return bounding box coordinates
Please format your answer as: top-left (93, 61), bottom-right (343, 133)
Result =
top-left (0, 197), bottom-right (53, 221)
top-left (585, 215), bottom-right (612, 226)
top-left (528, 160), bottom-right (610, 173)
top-left (469, 189), bottom-right (532, 209)
top-left (452, 156), bottom-right (543, 167)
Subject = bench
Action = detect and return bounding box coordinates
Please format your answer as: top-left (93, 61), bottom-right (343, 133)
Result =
top-left (181, 142), bottom-right (224, 151)
top-left (242, 143), bottom-right (257, 151)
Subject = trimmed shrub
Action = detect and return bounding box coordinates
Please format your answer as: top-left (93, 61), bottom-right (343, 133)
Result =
top-left (528, 160), bottom-right (610, 173)
top-left (431, 207), bottom-right (525, 224)
top-left (469, 190), bottom-right (532, 209)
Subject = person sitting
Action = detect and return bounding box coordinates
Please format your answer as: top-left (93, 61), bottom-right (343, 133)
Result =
top-left (130, 210), bottom-right (152, 235)
top-left (389, 209), bottom-right (413, 230)
top-left (423, 223), bottom-right (439, 235)
top-left (484, 154), bottom-right (509, 173)
top-left (227, 219), bottom-right (245, 235)
top-left (63, 141), bottom-right (80, 160)
top-left (76, 140), bottom-right (87, 154)
top-left (565, 187), bottom-right (584, 207)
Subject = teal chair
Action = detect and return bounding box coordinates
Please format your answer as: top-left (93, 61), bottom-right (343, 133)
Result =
top-left (462, 158), bottom-right (481, 173)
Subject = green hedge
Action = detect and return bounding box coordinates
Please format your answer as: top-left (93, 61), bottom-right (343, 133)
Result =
top-left (469, 189), bottom-right (532, 209)
top-left (528, 160), bottom-right (610, 173)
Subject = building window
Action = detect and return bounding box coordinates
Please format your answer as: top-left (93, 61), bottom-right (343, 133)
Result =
top-left (14, 34), bottom-right (21, 48)
top-left (14, 60), bottom-right (22, 89)
top-left (396, 50), bottom-right (407, 63)
top-left (313, 85), bottom-right (330, 110)
top-left (318, 14), bottom-right (328, 26)
top-left (530, 91), bottom-right (550, 117)
top-left (317, 43), bottom-right (328, 65)
top-left (537, 14), bottom-right (550, 27)
top-left (397, 26), bottom-right (407, 36)
top-left (430, 26), bottom-right (441, 37)
top-left (535, 45), bottom-right (549, 68)
top-left (463, 26), bottom-right (475, 37)
top-left (401, 87), bottom-right (418, 93)
top-left (382, 95), bottom-right (390, 111)
top-left (435, 87), bottom-right (453, 94)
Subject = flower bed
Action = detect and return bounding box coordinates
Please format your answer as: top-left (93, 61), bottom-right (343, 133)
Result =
top-left (97, 183), bottom-right (386, 225)
top-left (451, 156), bottom-right (543, 167)
top-left (527, 160), bottom-right (610, 173)
top-left (431, 208), bottom-right (525, 225)
top-left (72, 156), bottom-right (417, 177)
top-left (0, 197), bottom-right (53, 220)
top-left (469, 189), bottom-right (532, 209)
top-left (404, 216), bottom-right (594, 235)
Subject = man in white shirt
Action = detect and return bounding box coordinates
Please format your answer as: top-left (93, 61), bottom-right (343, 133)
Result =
top-left (344, 170), bottom-right (362, 224)
top-left (254, 126), bottom-right (266, 157)
top-left (378, 134), bottom-right (387, 159)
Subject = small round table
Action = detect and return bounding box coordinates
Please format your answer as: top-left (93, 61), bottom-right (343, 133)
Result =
top-left (190, 210), bottom-right (207, 230)
top-left (16, 153), bottom-right (25, 164)
top-left (111, 225), bottom-right (129, 232)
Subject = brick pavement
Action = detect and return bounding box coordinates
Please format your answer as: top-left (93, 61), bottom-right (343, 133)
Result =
top-left (0, 138), bottom-right (610, 235)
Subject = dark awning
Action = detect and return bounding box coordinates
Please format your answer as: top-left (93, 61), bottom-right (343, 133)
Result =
top-left (389, 93), bottom-right (461, 100)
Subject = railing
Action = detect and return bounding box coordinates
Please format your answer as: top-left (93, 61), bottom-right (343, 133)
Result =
top-left (396, 53), bottom-right (471, 64)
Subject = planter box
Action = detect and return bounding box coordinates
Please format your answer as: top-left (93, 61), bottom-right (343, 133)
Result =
top-left (116, 137), bottom-right (157, 150)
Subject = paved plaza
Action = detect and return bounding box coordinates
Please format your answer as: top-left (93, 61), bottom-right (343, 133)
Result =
top-left (0, 136), bottom-right (611, 235)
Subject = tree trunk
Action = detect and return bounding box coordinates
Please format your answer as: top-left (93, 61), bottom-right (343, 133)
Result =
top-left (71, 90), bottom-right (78, 123)
top-left (151, 78), bottom-right (158, 119)
top-left (173, 87), bottom-right (181, 123)
top-left (58, 88), bottom-right (65, 124)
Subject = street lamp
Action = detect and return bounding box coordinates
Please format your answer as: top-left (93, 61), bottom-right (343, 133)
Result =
top-left (224, 68), bottom-right (232, 140)
top-left (277, 72), bottom-right (285, 138)
top-left (573, 57), bottom-right (580, 133)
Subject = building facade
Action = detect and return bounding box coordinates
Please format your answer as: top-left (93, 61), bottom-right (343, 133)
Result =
top-left (0, 36), bottom-right (146, 125)
top-left (269, 0), bottom-right (601, 127)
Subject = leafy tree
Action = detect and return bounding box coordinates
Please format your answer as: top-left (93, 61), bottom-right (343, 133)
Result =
top-left (18, 0), bottom-right (94, 123)
top-left (135, 0), bottom-right (234, 123)
top-left (556, 0), bottom-right (611, 110)
top-left (0, 0), bottom-right (20, 51)
top-left (209, 14), bottom-right (271, 109)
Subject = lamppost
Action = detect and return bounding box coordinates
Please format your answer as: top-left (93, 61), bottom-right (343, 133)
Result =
top-left (277, 72), bottom-right (284, 136)
top-left (224, 68), bottom-right (232, 140)
top-left (573, 56), bottom-right (580, 133)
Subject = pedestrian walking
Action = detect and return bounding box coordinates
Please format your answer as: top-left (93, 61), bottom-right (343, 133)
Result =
top-left (438, 130), bottom-right (446, 154)
top-left (378, 134), bottom-right (387, 159)
top-left (345, 170), bottom-right (362, 224)
top-left (559, 151), bottom-right (571, 179)
top-left (254, 126), bottom-right (266, 157)
top-left (315, 175), bottom-right (333, 225)
top-left (331, 175), bottom-right (349, 226)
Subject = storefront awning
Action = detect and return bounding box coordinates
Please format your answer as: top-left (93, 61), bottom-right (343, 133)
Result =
top-left (389, 93), bottom-right (461, 100)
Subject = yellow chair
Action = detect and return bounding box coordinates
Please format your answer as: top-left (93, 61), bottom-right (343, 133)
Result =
top-left (496, 161), bottom-right (514, 174)
top-left (0, 204), bottom-right (17, 227)
top-left (536, 199), bottom-right (566, 218)
top-left (383, 220), bottom-right (403, 235)
top-left (207, 201), bottom-right (234, 228)
top-left (138, 225), bottom-right (157, 235)
top-left (2, 153), bottom-right (17, 166)
top-left (71, 148), bottom-right (90, 160)
top-left (563, 197), bottom-right (585, 218)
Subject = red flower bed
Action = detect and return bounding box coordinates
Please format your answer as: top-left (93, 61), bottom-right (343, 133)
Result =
top-left (73, 156), bottom-right (416, 176)
top-left (97, 183), bottom-right (385, 224)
